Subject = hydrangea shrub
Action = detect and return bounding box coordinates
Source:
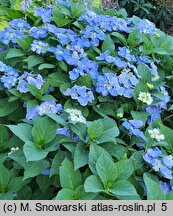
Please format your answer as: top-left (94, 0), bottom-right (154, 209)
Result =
top-left (0, 0), bottom-right (173, 200)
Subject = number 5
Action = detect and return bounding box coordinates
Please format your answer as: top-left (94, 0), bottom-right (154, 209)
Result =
top-left (161, 203), bottom-right (167, 211)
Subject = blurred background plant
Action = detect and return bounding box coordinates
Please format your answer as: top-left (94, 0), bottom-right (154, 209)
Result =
top-left (118, 0), bottom-right (173, 30)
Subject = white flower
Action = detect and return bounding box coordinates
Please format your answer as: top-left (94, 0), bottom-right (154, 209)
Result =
top-left (138, 92), bottom-right (153, 105)
top-left (65, 109), bottom-right (86, 124)
top-left (8, 147), bottom-right (19, 156)
top-left (148, 128), bottom-right (165, 142)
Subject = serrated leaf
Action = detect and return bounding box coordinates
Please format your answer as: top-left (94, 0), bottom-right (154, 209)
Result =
top-left (143, 173), bottom-right (166, 200)
top-left (60, 158), bottom-right (82, 190)
top-left (84, 175), bottom-right (104, 193)
top-left (74, 142), bottom-right (88, 170)
top-left (23, 141), bottom-right (48, 162)
top-left (23, 160), bottom-right (49, 180)
top-left (109, 180), bottom-right (140, 199)
top-left (32, 116), bottom-right (57, 147)
top-left (96, 154), bottom-right (117, 186)
top-left (7, 123), bottom-right (33, 142)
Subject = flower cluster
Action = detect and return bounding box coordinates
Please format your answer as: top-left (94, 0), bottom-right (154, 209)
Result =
top-left (34, 6), bottom-right (53, 23)
top-left (144, 147), bottom-right (173, 180)
top-left (0, 28), bottom-right (24, 45)
top-left (20, 0), bottom-right (32, 12)
top-left (122, 119), bottom-right (144, 136)
top-left (17, 72), bottom-right (44, 93)
top-left (29, 27), bottom-right (47, 39)
top-left (148, 128), bottom-right (165, 142)
top-left (96, 70), bottom-right (139, 98)
top-left (31, 40), bottom-right (49, 54)
top-left (9, 18), bottom-right (31, 30)
top-left (64, 86), bottom-right (94, 106)
top-left (138, 92), bottom-right (153, 105)
top-left (26, 101), bottom-right (63, 120)
top-left (8, 147), bottom-right (19, 156)
top-left (65, 109), bottom-right (86, 124)
top-left (0, 61), bottom-right (19, 89)
top-left (69, 58), bottom-right (98, 80)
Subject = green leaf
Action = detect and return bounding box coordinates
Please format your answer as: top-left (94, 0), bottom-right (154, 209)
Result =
top-left (131, 111), bottom-right (149, 124)
top-left (102, 35), bottom-right (115, 54)
top-left (109, 180), bottom-right (140, 199)
top-left (5, 49), bottom-right (25, 59)
top-left (84, 175), bottom-right (104, 193)
top-left (7, 123), bottom-right (33, 142)
top-left (115, 159), bottom-right (134, 180)
top-left (36, 175), bottom-right (51, 193)
top-left (0, 163), bottom-right (10, 193)
top-left (59, 158), bottom-right (82, 190)
top-left (96, 154), bottom-right (117, 186)
top-left (0, 98), bottom-right (19, 117)
top-left (143, 173), bottom-right (166, 200)
top-left (17, 36), bottom-right (33, 51)
top-left (74, 142), bottom-right (88, 170)
top-left (48, 71), bottom-right (70, 87)
top-left (38, 63), bottom-right (55, 70)
top-left (50, 152), bottom-right (65, 177)
top-left (70, 123), bottom-right (87, 142)
top-left (160, 124), bottom-right (173, 151)
top-left (8, 177), bottom-right (29, 193)
top-left (23, 160), bottom-right (49, 180)
top-left (137, 63), bottom-right (151, 82)
top-left (32, 117), bottom-right (57, 147)
top-left (55, 188), bottom-right (74, 200)
top-left (166, 191), bottom-right (173, 200)
top-left (97, 118), bottom-right (119, 143)
top-left (27, 55), bottom-right (44, 69)
top-left (89, 144), bottom-right (111, 174)
top-left (111, 32), bottom-right (127, 46)
top-left (23, 141), bottom-right (48, 162)
top-left (88, 119), bottom-right (103, 141)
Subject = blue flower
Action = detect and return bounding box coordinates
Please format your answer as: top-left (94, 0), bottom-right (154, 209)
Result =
top-left (162, 156), bottom-right (173, 169)
top-left (29, 27), bottom-right (47, 39)
top-left (34, 6), bottom-right (53, 23)
top-left (64, 85), bottom-right (94, 106)
top-left (37, 101), bottom-right (63, 116)
top-left (17, 72), bottom-right (44, 93)
top-left (96, 51), bottom-right (110, 61)
top-left (146, 106), bottom-right (161, 124)
top-left (9, 18), bottom-right (30, 30)
top-left (26, 101), bottom-right (63, 120)
top-left (160, 182), bottom-right (172, 194)
top-left (80, 26), bottom-right (105, 47)
top-left (57, 0), bottom-right (71, 7)
top-left (135, 19), bottom-right (156, 35)
top-left (69, 58), bottom-right (98, 80)
top-left (0, 62), bottom-right (19, 89)
top-left (118, 47), bottom-right (136, 62)
top-left (147, 147), bottom-right (162, 158)
top-left (122, 119), bottom-right (144, 137)
top-left (31, 40), bottom-right (49, 54)
top-left (160, 166), bottom-right (172, 180)
top-left (41, 169), bottom-right (50, 176)
top-left (0, 28), bottom-right (24, 45)
top-left (21, 0), bottom-right (32, 12)
top-left (26, 106), bottom-right (39, 120)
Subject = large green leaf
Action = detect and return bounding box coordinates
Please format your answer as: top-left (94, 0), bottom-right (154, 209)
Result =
top-left (96, 154), bottom-right (117, 187)
top-left (7, 123), bottom-right (33, 142)
top-left (74, 142), bottom-right (88, 170)
top-left (23, 141), bottom-right (49, 162)
top-left (59, 158), bottom-right (82, 190)
top-left (32, 116), bottom-right (57, 147)
top-left (84, 175), bottom-right (104, 193)
top-left (109, 180), bottom-right (140, 199)
top-left (102, 35), bottom-right (115, 54)
top-left (143, 173), bottom-right (166, 200)
top-left (0, 98), bottom-right (19, 117)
